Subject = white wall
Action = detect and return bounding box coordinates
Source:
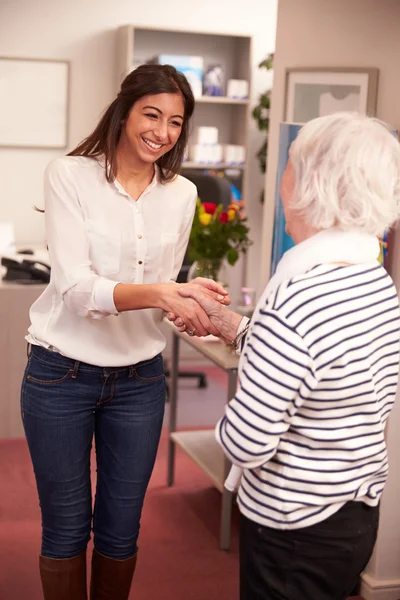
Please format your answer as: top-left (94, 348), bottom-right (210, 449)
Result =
top-left (262, 2), bottom-right (400, 598)
top-left (0, 0), bottom-right (277, 291)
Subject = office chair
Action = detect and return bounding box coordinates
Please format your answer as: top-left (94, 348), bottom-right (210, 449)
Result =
top-left (164, 172), bottom-right (233, 390)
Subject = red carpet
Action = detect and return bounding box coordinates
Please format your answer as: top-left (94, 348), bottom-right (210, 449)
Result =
top-left (0, 431), bottom-right (239, 600)
top-left (0, 432), bottom-right (364, 600)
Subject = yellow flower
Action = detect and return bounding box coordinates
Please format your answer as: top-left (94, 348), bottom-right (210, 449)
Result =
top-left (227, 209), bottom-right (236, 222)
top-left (199, 213), bottom-right (212, 226)
top-left (228, 203), bottom-right (240, 212)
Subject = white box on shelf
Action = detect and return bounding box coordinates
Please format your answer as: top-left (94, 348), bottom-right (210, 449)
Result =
top-left (223, 144), bottom-right (237, 165)
top-left (194, 126), bottom-right (219, 145)
top-left (236, 145), bottom-right (246, 165)
top-left (227, 79), bottom-right (249, 99)
top-left (212, 144), bottom-right (223, 164)
top-left (238, 80), bottom-right (249, 99)
top-left (189, 143), bottom-right (223, 165)
top-left (189, 144), bottom-right (207, 164)
top-left (223, 145), bottom-right (246, 165)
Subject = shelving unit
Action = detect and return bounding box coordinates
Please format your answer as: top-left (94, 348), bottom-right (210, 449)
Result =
top-left (116, 25), bottom-right (253, 301)
top-left (182, 161), bottom-right (245, 170)
top-left (170, 430), bottom-right (226, 493)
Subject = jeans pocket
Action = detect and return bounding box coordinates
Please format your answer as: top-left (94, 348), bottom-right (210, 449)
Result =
top-left (132, 355), bottom-right (165, 382)
top-left (26, 355), bottom-right (74, 385)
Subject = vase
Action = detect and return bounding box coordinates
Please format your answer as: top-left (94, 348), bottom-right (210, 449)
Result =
top-left (188, 258), bottom-right (223, 282)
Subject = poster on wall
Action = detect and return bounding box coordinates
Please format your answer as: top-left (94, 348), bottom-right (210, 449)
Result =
top-left (270, 122), bottom-right (301, 276)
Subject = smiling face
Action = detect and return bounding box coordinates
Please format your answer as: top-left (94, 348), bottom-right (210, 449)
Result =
top-left (120, 93), bottom-right (185, 167)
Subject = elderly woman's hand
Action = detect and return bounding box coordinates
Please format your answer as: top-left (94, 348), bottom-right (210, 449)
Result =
top-left (164, 278), bottom-right (230, 337)
top-left (189, 277), bottom-right (231, 306)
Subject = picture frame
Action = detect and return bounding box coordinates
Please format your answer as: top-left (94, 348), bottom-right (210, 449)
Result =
top-left (284, 67), bottom-right (379, 123)
top-left (0, 57), bottom-right (70, 149)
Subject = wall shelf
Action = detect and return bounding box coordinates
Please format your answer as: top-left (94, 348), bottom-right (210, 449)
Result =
top-left (195, 96), bottom-right (249, 105)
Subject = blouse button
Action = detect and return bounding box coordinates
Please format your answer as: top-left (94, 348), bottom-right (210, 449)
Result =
top-left (138, 260), bottom-right (143, 265)
top-left (138, 234), bottom-right (142, 239)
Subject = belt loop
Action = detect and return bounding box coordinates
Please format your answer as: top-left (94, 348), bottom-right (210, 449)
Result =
top-left (26, 343), bottom-right (31, 358)
top-left (129, 365), bottom-right (135, 378)
top-left (72, 361), bottom-right (80, 379)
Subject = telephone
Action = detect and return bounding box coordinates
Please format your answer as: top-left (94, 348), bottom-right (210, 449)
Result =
top-left (1, 250), bottom-right (50, 284)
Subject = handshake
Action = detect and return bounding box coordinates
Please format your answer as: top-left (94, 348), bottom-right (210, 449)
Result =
top-left (162, 277), bottom-right (243, 343)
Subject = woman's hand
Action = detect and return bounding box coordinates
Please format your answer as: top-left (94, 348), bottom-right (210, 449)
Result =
top-left (167, 285), bottom-right (243, 341)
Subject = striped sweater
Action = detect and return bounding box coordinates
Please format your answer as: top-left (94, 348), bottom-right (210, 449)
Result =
top-left (216, 262), bottom-right (400, 529)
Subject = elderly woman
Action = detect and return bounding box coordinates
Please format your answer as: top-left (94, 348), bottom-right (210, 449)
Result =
top-left (172, 112), bottom-right (400, 600)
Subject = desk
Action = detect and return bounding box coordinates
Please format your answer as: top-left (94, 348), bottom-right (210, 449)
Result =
top-left (0, 280), bottom-right (45, 439)
top-left (166, 321), bottom-right (239, 550)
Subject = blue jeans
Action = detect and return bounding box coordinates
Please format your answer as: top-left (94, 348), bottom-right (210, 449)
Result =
top-left (21, 345), bottom-right (166, 560)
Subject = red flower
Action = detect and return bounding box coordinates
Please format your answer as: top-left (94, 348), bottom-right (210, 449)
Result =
top-left (202, 202), bottom-right (217, 215)
top-left (219, 211), bottom-right (228, 223)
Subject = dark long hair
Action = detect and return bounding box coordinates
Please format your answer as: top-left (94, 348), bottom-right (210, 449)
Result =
top-left (68, 64), bottom-right (195, 183)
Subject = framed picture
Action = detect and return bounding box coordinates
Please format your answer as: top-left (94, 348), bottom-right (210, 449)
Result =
top-left (284, 67), bottom-right (379, 123)
top-left (0, 57), bottom-right (69, 149)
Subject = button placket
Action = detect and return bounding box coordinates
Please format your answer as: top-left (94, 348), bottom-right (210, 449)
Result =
top-left (134, 207), bottom-right (146, 283)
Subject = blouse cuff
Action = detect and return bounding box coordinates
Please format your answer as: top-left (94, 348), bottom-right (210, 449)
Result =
top-left (93, 278), bottom-right (119, 315)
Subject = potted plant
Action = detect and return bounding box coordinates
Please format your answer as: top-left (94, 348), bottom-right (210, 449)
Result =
top-left (252, 52), bottom-right (274, 202)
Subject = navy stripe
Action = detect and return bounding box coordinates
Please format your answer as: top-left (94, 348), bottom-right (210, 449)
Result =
top-left (277, 446), bottom-right (385, 464)
top-left (295, 282), bottom-right (394, 329)
top-left (278, 264), bottom-right (381, 311)
top-left (287, 272), bottom-right (388, 320)
top-left (314, 315), bottom-right (400, 361)
top-left (291, 417), bottom-right (382, 431)
top-left (309, 303), bottom-right (397, 351)
top-left (319, 326), bottom-right (400, 370)
top-left (239, 494), bottom-right (331, 526)
top-left (305, 289), bottom-right (395, 340)
top-left (269, 454), bottom-right (387, 475)
top-left (244, 342), bottom-right (307, 393)
top-left (251, 331), bottom-right (310, 371)
top-left (254, 312), bottom-right (309, 356)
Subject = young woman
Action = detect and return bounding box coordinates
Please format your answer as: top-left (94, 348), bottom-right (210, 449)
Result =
top-left (21, 64), bottom-right (228, 600)
top-left (172, 112), bottom-right (400, 600)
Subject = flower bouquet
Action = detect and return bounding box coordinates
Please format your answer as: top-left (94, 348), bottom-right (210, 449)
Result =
top-left (188, 199), bottom-right (252, 280)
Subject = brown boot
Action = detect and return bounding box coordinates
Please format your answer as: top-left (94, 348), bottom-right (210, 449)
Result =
top-left (90, 548), bottom-right (137, 600)
top-left (39, 550), bottom-right (87, 599)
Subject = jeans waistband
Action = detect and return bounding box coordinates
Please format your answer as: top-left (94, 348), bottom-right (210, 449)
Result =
top-left (28, 343), bottom-right (162, 374)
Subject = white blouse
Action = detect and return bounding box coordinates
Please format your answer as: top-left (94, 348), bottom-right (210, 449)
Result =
top-left (27, 156), bottom-right (197, 366)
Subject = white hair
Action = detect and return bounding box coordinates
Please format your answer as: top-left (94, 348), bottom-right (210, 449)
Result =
top-left (289, 112), bottom-right (400, 236)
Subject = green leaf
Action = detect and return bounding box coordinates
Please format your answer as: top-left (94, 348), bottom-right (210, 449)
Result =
top-left (227, 248), bottom-right (239, 266)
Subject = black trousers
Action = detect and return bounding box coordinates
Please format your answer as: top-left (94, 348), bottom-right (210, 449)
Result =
top-left (240, 502), bottom-right (379, 600)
